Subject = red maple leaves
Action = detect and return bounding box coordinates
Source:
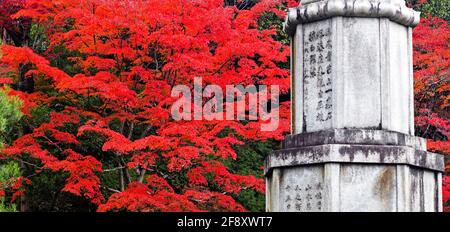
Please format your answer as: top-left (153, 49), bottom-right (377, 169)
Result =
top-left (444, 176), bottom-right (450, 212)
top-left (413, 17), bottom-right (450, 163)
top-left (412, 15), bottom-right (450, 211)
top-left (0, 0), bottom-right (293, 211)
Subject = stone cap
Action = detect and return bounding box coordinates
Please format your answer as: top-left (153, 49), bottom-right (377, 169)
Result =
top-left (283, 129), bottom-right (427, 151)
top-left (284, 0), bottom-right (421, 36)
top-left (265, 144), bottom-right (445, 175)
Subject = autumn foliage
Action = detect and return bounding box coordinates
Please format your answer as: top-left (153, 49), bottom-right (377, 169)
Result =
top-left (0, 0), bottom-right (448, 211)
top-left (0, 0), bottom-right (296, 211)
top-left (412, 15), bottom-right (450, 211)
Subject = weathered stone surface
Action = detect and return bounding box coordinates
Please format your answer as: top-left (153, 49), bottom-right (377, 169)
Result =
top-left (285, 0), bottom-right (420, 36)
top-left (302, 20), bottom-right (334, 132)
top-left (283, 129), bottom-right (427, 150)
top-left (270, 0), bottom-right (444, 212)
top-left (266, 144), bottom-right (445, 174)
top-left (291, 16), bottom-right (415, 135)
top-left (339, 164), bottom-right (397, 211)
top-left (278, 166), bottom-right (325, 212)
top-left (266, 163), bottom-right (443, 212)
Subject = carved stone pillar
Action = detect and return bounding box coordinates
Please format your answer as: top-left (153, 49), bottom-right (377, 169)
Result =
top-left (265, 0), bottom-right (445, 212)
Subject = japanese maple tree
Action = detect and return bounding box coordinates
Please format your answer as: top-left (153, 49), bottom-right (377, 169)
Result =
top-left (412, 16), bottom-right (450, 211)
top-left (0, 0), bottom-right (295, 211)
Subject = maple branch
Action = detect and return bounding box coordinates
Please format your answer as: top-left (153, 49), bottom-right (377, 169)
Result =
top-left (119, 120), bottom-right (126, 134)
top-left (113, 152), bottom-right (131, 190)
top-left (23, 121), bottom-right (64, 153)
top-left (119, 168), bottom-right (125, 192)
top-left (103, 166), bottom-right (126, 172)
top-left (121, 157), bottom-right (132, 184)
top-left (137, 169), bottom-right (146, 183)
top-left (99, 100), bottom-right (111, 115)
top-left (25, 173), bottom-right (38, 179)
top-left (101, 185), bottom-right (121, 193)
top-left (143, 166), bottom-right (174, 180)
top-left (42, 135), bottom-right (64, 153)
top-left (17, 158), bottom-right (43, 170)
top-left (127, 122), bottom-right (134, 140)
top-left (139, 125), bottom-right (153, 138)
top-left (210, 57), bottom-right (233, 75)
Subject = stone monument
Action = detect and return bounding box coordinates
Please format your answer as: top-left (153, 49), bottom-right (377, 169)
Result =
top-left (265, 0), bottom-right (445, 212)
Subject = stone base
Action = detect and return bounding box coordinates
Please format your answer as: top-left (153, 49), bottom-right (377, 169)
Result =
top-left (265, 129), bottom-right (445, 212)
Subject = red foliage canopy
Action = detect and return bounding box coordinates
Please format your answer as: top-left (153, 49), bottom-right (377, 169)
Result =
top-left (0, 0), bottom-right (296, 211)
top-left (412, 16), bottom-right (450, 208)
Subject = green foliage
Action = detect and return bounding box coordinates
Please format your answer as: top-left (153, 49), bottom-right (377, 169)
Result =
top-left (25, 170), bottom-right (96, 212)
top-left (50, 45), bottom-right (83, 76)
top-left (28, 105), bottom-right (50, 129)
top-left (0, 88), bottom-right (23, 146)
top-left (0, 201), bottom-right (17, 212)
top-left (29, 24), bottom-right (48, 53)
top-left (228, 140), bottom-right (278, 177)
top-left (0, 161), bottom-right (21, 212)
top-left (257, 3), bottom-right (290, 45)
top-left (236, 189), bottom-right (265, 212)
top-left (408, 0), bottom-right (450, 21)
top-left (0, 89), bottom-right (23, 212)
top-left (0, 162), bottom-right (21, 185)
top-left (224, 140), bottom-right (279, 211)
top-left (420, 0), bottom-right (450, 21)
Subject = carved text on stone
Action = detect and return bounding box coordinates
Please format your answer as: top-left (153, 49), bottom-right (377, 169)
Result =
top-left (282, 182), bottom-right (323, 212)
top-left (303, 21), bottom-right (333, 131)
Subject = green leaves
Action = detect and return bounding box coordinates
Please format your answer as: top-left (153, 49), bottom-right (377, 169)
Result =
top-left (414, 0), bottom-right (450, 21)
top-left (0, 161), bottom-right (21, 212)
top-left (0, 87), bottom-right (23, 147)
